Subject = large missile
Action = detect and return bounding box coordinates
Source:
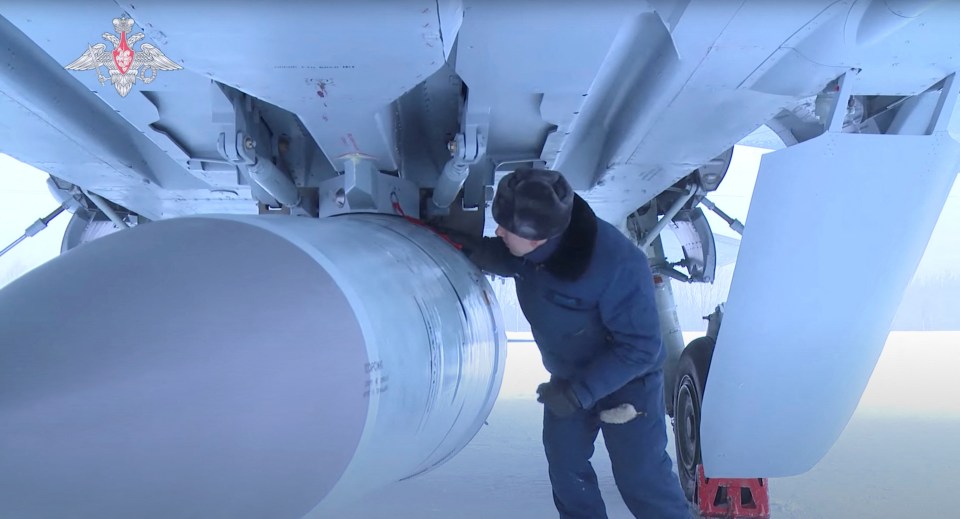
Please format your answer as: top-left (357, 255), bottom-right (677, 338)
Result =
top-left (0, 214), bottom-right (506, 518)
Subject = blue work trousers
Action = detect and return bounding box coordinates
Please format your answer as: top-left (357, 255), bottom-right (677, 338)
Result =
top-left (543, 371), bottom-right (690, 519)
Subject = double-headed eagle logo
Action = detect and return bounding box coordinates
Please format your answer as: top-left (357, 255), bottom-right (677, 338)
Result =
top-left (65, 17), bottom-right (181, 97)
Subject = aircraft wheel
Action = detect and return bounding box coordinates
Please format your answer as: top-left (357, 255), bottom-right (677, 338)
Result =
top-left (672, 336), bottom-right (716, 502)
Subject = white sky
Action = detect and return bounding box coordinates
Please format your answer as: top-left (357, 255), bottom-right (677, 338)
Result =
top-left (0, 154), bottom-right (70, 284)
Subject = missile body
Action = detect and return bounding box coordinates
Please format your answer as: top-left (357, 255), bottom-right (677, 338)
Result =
top-left (0, 214), bottom-right (506, 518)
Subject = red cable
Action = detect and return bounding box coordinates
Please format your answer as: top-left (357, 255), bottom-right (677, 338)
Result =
top-left (391, 198), bottom-right (463, 251)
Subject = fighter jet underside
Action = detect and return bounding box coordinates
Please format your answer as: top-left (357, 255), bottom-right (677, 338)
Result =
top-left (2, 1), bottom-right (960, 517)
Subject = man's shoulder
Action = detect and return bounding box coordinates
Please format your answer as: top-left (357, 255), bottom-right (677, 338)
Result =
top-left (593, 219), bottom-right (648, 263)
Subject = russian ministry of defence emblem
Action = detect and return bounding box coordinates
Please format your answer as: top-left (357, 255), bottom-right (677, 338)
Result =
top-left (65, 17), bottom-right (181, 97)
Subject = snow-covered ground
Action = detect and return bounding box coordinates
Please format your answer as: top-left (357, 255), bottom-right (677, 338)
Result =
top-left (344, 332), bottom-right (960, 519)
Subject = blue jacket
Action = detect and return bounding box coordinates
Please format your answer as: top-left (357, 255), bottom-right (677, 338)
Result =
top-left (459, 195), bottom-right (665, 409)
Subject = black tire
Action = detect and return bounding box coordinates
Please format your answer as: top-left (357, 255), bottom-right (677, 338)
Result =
top-left (672, 336), bottom-right (716, 503)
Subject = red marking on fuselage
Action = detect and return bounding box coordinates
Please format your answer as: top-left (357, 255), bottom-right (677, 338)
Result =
top-left (346, 133), bottom-right (360, 152)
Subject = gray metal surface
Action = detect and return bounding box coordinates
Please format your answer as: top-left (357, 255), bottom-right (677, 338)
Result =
top-left (0, 214), bottom-right (506, 518)
top-left (316, 158), bottom-right (420, 218)
top-left (2, 0), bottom-right (960, 487)
top-left (4, 2), bottom-right (959, 223)
top-left (668, 207), bottom-right (718, 283)
top-left (59, 208), bottom-right (124, 253)
top-left (701, 74), bottom-right (960, 478)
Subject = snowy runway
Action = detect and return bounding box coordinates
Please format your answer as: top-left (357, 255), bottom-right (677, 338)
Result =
top-left (345, 332), bottom-right (960, 518)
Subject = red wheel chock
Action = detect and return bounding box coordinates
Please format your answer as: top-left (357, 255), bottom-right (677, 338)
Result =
top-left (697, 465), bottom-right (770, 518)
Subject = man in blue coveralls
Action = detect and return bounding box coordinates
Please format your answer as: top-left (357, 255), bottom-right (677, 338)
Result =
top-left (449, 168), bottom-right (690, 519)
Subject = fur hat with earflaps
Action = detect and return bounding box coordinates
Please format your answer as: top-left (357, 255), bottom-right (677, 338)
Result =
top-left (492, 168), bottom-right (575, 241)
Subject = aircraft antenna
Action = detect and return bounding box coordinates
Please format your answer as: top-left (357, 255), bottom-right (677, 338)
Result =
top-left (0, 205), bottom-right (66, 260)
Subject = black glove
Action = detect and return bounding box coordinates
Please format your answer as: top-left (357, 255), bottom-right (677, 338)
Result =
top-left (536, 380), bottom-right (582, 418)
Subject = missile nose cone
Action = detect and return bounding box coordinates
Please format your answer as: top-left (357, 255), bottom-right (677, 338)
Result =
top-left (1, 217), bottom-right (368, 518)
top-left (0, 214), bottom-right (506, 518)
